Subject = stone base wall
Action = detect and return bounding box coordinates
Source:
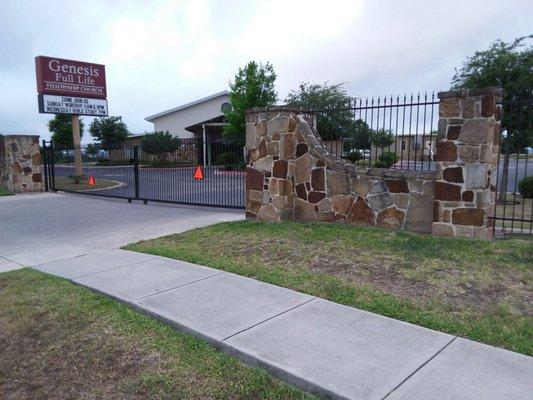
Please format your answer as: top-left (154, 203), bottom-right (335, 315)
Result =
top-left (245, 88), bottom-right (501, 239)
top-left (245, 108), bottom-right (436, 234)
top-left (432, 88), bottom-right (502, 239)
top-left (0, 135), bottom-right (43, 193)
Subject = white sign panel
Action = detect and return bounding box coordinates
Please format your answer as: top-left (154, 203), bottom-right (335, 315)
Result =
top-left (38, 94), bottom-right (108, 116)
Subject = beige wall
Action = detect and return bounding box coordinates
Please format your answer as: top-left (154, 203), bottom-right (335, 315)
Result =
top-left (371, 136), bottom-right (437, 162)
top-left (150, 94), bottom-right (230, 138)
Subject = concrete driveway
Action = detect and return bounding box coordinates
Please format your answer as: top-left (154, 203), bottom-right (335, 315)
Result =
top-left (0, 192), bottom-right (243, 269)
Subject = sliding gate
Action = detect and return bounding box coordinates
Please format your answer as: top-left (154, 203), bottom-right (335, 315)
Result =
top-left (42, 138), bottom-right (245, 209)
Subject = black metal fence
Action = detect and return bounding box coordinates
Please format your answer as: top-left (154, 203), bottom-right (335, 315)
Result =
top-left (42, 137), bottom-right (246, 209)
top-left (309, 93), bottom-right (439, 171)
top-left (493, 96), bottom-right (532, 236)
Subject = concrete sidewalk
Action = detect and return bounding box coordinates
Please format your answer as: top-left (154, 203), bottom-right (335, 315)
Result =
top-left (33, 249), bottom-right (533, 400)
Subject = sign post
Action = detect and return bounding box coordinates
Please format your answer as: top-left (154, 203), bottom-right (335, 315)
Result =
top-left (35, 56), bottom-right (108, 178)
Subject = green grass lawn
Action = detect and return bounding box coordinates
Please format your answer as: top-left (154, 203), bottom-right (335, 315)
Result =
top-left (0, 269), bottom-right (314, 400)
top-left (0, 186), bottom-right (13, 196)
top-left (54, 176), bottom-right (119, 191)
top-left (125, 221), bottom-right (533, 356)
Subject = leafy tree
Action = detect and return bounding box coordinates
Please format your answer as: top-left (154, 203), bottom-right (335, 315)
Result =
top-left (85, 143), bottom-right (100, 157)
top-left (89, 116), bottom-right (129, 151)
top-left (223, 61), bottom-right (277, 139)
top-left (141, 131), bottom-right (181, 161)
top-left (47, 114), bottom-right (84, 149)
top-left (451, 36), bottom-right (533, 199)
top-left (370, 128), bottom-right (395, 148)
top-left (349, 119), bottom-right (372, 151)
top-left (286, 82), bottom-right (355, 142)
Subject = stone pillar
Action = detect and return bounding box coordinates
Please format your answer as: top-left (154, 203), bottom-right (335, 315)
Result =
top-left (0, 135), bottom-right (43, 193)
top-left (432, 88), bottom-right (502, 239)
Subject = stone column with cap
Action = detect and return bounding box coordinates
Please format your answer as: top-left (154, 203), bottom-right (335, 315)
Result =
top-left (432, 87), bottom-right (502, 239)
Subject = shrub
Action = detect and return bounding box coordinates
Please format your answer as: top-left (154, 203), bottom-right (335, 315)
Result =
top-left (215, 152), bottom-right (239, 165)
top-left (343, 151), bottom-right (361, 163)
top-left (147, 159), bottom-right (174, 168)
top-left (518, 176), bottom-right (533, 198)
top-left (374, 152), bottom-right (398, 168)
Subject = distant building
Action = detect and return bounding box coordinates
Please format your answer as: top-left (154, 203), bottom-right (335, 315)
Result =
top-left (145, 91), bottom-right (230, 140)
top-left (371, 134), bottom-right (437, 162)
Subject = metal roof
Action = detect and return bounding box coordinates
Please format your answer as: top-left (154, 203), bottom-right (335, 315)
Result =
top-left (145, 90), bottom-right (229, 122)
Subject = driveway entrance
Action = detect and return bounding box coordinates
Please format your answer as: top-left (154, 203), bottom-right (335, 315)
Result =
top-left (0, 192), bottom-right (243, 268)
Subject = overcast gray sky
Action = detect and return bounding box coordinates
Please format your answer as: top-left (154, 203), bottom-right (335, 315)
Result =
top-left (1, 0), bottom-right (532, 143)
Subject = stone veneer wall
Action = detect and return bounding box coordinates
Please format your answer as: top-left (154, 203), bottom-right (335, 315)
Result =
top-left (245, 87), bottom-right (501, 239)
top-left (0, 135), bottom-right (43, 193)
top-left (432, 88), bottom-right (502, 239)
top-left (244, 108), bottom-right (436, 234)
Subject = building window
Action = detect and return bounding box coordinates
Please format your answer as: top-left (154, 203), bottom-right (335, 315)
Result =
top-left (401, 140), bottom-right (406, 151)
top-left (124, 147), bottom-right (141, 159)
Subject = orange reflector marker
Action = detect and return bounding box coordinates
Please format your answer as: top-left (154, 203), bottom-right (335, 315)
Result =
top-left (193, 165), bottom-right (204, 180)
top-left (88, 176), bottom-right (96, 186)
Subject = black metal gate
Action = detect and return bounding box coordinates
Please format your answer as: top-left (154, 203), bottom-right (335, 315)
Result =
top-left (492, 96), bottom-right (532, 237)
top-left (42, 137), bottom-right (245, 209)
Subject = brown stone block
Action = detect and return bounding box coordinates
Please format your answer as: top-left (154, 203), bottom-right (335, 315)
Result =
top-left (443, 167), bottom-right (463, 183)
top-left (273, 160), bottom-right (288, 178)
top-left (435, 141), bottom-right (457, 162)
top-left (268, 115), bottom-right (290, 134)
top-left (295, 198), bottom-right (317, 221)
top-left (447, 126), bottom-right (461, 140)
top-left (440, 98), bottom-right (461, 118)
top-left (434, 182), bottom-right (461, 201)
top-left (351, 179), bottom-right (372, 196)
top-left (12, 162), bottom-right (22, 173)
top-left (385, 179), bottom-right (409, 193)
top-left (432, 223), bottom-right (454, 237)
top-left (295, 153), bottom-right (312, 183)
top-left (32, 173), bottom-right (42, 183)
top-left (481, 95), bottom-right (495, 117)
top-left (247, 199), bottom-right (262, 213)
top-left (268, 141), bottom-right (279, 156)
top-left (458, 145), bottom-right (480, 162)
top-left (459, 119), bottom-right (492, 144)
top-left (258, 139), bottom-right (268, 158)
top-left (377, 207), bottom-right (405, 229)
top-left (246, 167), bottom-right (264, 191)
top-left (245, 211), bottom-right (257, 220)
top-left (269, 178), bottom-right (279, 195)
top-left (272, 133), bottom-right (281, 140)
top-left (281, 134), bottom-right (295, 159)
top-left (317, 211), bottom-right (335, 222)
top-left (443, 209), bottom-right (451, 222)
top-left (462, 190), bottom-right (474, 202)
top-left (23, 167), bottom-right (32, 174)
top-left (347, 197), bottom-right (375, 225)
top-left (331, 195), bottom-right (354, 214)
top-left (327, 170), bottom-right (350, 195)
top-left (295, 183), bottom-right (307, 200)
top-left (405, 193), bottom-right (434, 233)
top-left (311, 168), bottom-right (325, 191)
top-left (258, 204), bottom-right (281, 222)
top-left (296, 143), bottom-right (308, 157)
top-left (452, 208), bottom-right (484, 226)
top-left (461, 98), bottom-right (478, 119)
top-left (278, 179), bottom-right (293, 196)
top-left (433, 201), bottom-right (442, 222)
top-left (31, 153), bottom-right (41, 165)
top-left (308, 191), bottom-right (326, 204)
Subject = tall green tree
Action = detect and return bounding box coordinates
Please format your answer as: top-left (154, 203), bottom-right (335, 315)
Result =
top-left (89, 116), bottom-right (129, 151)
top-left (286, 82), bottom-right (355, 142)
top-left (141, 131), bottom-right (181, 161)
top-left (223, 61), bottom-right (277, 139)
top-left (47, 114), bottom-right (84, 149)
top-left (451, 35), bottom-right (532, 199)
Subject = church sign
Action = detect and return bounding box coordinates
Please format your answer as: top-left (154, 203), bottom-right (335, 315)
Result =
top-left (35, 55), bottom-right (108, 116)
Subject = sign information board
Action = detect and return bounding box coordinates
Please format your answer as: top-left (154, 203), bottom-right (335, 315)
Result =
top-left (35, 56), bottom-right (107, 99)
top-left (38, 94), bottom-right (108, 116)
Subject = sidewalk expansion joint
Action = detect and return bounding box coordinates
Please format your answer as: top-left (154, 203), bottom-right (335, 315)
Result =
top-left (69, 257), bottom-right (161, 279)
top-left (135, 271), bottom-right (226, 301)
top-left (221, 297), bottom-right (317, 342)
top-left (380, 336), bottom-right (458, 400)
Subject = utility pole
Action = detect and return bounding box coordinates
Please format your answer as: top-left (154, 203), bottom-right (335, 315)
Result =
top-left (71, 114), bottom-right (83, 177)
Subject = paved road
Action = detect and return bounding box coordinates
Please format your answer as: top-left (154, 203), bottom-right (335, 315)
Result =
top-left (0, 192), bottom-right (243, 268)
top-left (53, 165), bottom-right (245, 208)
